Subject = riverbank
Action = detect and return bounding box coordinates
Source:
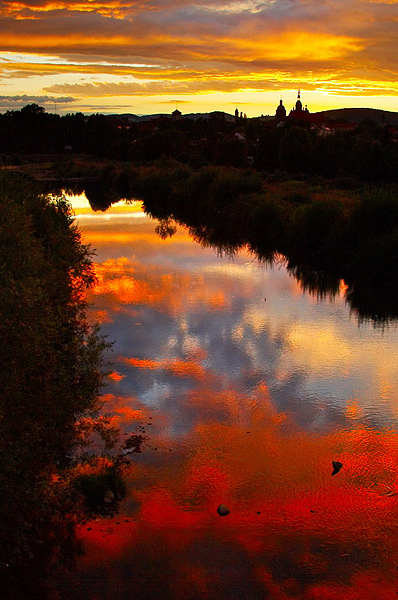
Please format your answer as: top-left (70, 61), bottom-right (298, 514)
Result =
top-left (0, 171), bottom-right (124, 588)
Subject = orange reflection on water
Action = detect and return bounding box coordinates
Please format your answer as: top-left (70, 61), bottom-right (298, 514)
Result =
top-left (108, 370), bottom-right (125, 382)
top-left (339, 279), bottom-right (349, 295)
top-left (89, 256), bottom-right (237, 318)
top-left (101, 393), bottom-right (152, 426)
top-left (121, 356), bottom-right (206, 379)
top-left (208, 290), bottom-right (227, 309)
top-left (92, 259), bottom-right (209, 310)
top-left (90, 308), bottom-right (112, 323)
top-left (72, 198), bottom-right (145, 217)
top-left (87, 229), bottom-right (192, 246)
top-left (345, 399), bottom-right (362, 420)
top-left (92, 258), bottom-right (156, 305)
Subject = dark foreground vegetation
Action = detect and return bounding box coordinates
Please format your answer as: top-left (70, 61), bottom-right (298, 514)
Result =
top-left (0, 172), bottom-right (126, 596)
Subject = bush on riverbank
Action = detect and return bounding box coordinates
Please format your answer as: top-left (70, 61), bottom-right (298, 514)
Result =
top-left (0, 172), bottom-right (119, 576)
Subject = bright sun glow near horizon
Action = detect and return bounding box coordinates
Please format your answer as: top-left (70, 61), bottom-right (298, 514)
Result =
top-left (1, 0), bottom-right (398, 117)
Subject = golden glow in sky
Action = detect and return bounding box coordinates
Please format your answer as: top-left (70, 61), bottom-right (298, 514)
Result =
top-left (1, 0), bottom-right (398, 115)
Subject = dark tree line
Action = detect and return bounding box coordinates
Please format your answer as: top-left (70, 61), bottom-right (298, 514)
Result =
top-left (255, 121), bottom-right (398, 182)
top-left (2, 104), bottom-right (398, 183)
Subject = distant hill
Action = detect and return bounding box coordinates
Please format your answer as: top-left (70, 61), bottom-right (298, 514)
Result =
top-left (115, 111), bottom-right (235, 122)
top-left (113, 113), bottom-right (142, 122)
top-left (112, 107), bottom-right (398, 126)
top-left (315, 107), bottom-right (398, 125)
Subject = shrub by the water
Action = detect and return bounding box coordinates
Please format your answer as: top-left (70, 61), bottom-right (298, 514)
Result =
top-left (73, 465), bottom-right (127, 514)
top-left (286, 198), bottom-right (345, 262)
top-left (0, 172), bottom-right (117, 577)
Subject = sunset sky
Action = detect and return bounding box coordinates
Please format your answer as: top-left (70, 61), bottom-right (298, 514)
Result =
top-left (1, 0), bottom-right (398, 116)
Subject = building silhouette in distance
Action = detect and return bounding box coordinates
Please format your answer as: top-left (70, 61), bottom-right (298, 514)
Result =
top-left (275, 99), bottom-right (287, 123)
top-left (288, 90), bottom-right (310, 121)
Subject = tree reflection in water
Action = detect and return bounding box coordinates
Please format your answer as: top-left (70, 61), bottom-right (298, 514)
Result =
top-left (60, 173), bottom-right (398, 325)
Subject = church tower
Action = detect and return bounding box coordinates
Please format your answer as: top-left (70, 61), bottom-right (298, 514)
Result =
top-left (295, 90), bottom-right (302, 112)
top-left (288, 89), bottom-right (310, 121)
top-left (275, 99), bottom-right (286, 121)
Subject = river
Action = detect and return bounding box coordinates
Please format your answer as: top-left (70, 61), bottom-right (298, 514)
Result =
top-left (56, 193), bottom-right (398, 599)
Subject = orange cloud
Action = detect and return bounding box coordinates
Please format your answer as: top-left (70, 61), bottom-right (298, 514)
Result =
top-left (0, 33), bottom-right (133, 51)
top-left (2, 0), bottom-right (129, 18)
top-left (1, 0), bottom-right (397, 107)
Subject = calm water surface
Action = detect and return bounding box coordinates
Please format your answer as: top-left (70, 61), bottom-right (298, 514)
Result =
top-left (60, 195), bottom-right (398, 599)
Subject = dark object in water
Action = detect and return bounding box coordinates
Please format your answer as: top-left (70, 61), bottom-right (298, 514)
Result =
top-left (332, 461), bottom-right (343, 476)
top-left (217, 504), bottom-right (230, 516)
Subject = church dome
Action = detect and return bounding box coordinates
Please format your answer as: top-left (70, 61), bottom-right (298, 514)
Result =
top-left (275, 99), bottom-right (286, 120)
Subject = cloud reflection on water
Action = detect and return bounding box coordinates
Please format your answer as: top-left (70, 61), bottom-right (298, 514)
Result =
top-left (57, 195), bottom-right (398, 599)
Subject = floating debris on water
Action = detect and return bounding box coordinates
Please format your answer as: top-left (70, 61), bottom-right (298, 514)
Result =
top-left (332, 461), bottom-right (343, 476)
top-left (217, 504), bottom-right (230, 517)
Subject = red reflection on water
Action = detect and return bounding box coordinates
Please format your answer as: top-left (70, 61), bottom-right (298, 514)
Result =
top-left (70, 418), bottom-right (398, 599)
top-left (78, 518), bottom-right (137, 561)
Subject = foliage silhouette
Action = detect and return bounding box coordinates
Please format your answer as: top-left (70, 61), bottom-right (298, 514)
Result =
top-left (0, 172), bottom-right (120, 585)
